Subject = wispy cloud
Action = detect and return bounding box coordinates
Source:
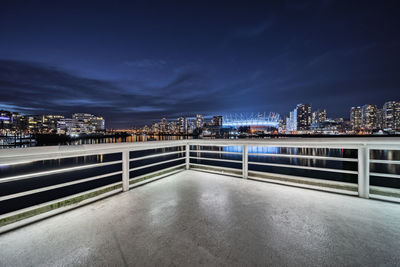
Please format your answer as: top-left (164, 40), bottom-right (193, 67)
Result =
top-left (233, 19), bottom-right (274, 38)
top-left (124, 59), bottom-right (167, 68)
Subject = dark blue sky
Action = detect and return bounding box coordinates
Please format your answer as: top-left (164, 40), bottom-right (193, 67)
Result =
top-left (1, 0), bottom-right (399, 128)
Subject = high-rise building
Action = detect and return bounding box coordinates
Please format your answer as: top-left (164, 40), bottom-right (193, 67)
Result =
top-left (177, 117), bottom-right (187, 133)
top-left (376, 108), bottom-right (384, 130)
top-left (212, 116), bottom-right (223, 126)
top-left (350, 106), bottom-right (362, 130)
top-left (312, 109), bottom-right (326, 124)
top-left (361, 104), bottom-right (377, 130)
top-left (295, 104), bottom-right (311, 131)
top-left (160, 118), bottom-right (168, 133)
top-left (195, 114), bottom-right (204, 129)
top-left (286, 110), bottom-right (297, 132)
top-left (72, 113), bottom-right (105, 132)
top-left (383, 101), bottom-right (400, 131)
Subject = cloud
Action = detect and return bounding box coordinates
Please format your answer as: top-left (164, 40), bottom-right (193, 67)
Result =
top-left (233, 20), bottom-right (274, 38)
top-left (124, 59), bottom-right (167, 68)
top-left (0, 59), bottom-right (227, 127)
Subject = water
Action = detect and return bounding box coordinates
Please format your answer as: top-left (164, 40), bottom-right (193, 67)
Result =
top-left (0, 137), bottom-right (399, 215)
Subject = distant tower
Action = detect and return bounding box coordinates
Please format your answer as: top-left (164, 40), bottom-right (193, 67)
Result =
top-left (350, 106), bottom-right (362, 130)
top-left (295, 104), bottom-right (311, 131)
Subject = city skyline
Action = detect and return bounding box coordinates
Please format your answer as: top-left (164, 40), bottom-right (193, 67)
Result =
top-left (1, 1), bottom-right (400, 128)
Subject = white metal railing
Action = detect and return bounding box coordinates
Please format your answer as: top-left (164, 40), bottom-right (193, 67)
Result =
top-left (0, 138), bottom-right (399, 230)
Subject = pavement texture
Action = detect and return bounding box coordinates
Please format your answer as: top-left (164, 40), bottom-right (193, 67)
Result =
top-left (1, 170), bottom-right (400, 266)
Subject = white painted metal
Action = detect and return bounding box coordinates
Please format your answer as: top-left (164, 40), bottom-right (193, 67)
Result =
top-left (189, 156), bottom-right (242, 164)
top-left (369, 159), bottom-right (400, 165)
top-left (0, 171), bottom-right (123, 201)
top-left (243, 144), bottom-right (248, 179)
top-left (370, 172), bottom-right (400, 179)
top-left (0, 160), bottom-right (122, 184)
top-left (129, 163), bottom-right (186, 182)
top-left (186, 144), bottom-right (190, 170)
top-left (358, 146), bottom-right (370, 198)
top-left (1, 137), bottom-right (400, 225)
top-left (248, 161), bottom-right (358, 174)
top-left (122, 150), bottom-right (130, 192)
top-left (247, 153), bottom-right (358, 162)
top-left (129, 157), bottom-right (185, 172)
top-left (190, 150), bottom-right (243, 155)
top-left (130, 150), bottom-right (184, 162)
top-left (0, 181), bottom-right (123, 220)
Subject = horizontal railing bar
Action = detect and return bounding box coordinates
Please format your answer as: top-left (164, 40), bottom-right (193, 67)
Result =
top-left (0, 160), bottom-right (122, 184)
top-left (0, 142), bottom-right (188, 163)
top-left (248, 161), bottom-right (358, 174)
top-left (129, 157), bottom-right (185, 171)
top-left (190, 150), bottom-right (243, 155)
top-left (130, 150), bottom-right (185, 162)
top-left (129, 164), bottom-right (186, 182)
top-left (370, 159), bottom-right (400, 165)
top-left (370, 172), bottom-right (400, 179)
top-left (0, 181), bottom-right (123, 220)
top-left (247, 171), bottom-right (358, 195)
top-left (129, 144), bottom-right (185, 153)
top-left (190, 156), bottom-right (243, 164)
top-left (247, 153), bottom-right (358, 162)
top-left (189, 163), bottom-right (242, 173)
top-left (0, 171), bottom-right (123, 202)
top-left (129, 169), bottom-right (184, 189)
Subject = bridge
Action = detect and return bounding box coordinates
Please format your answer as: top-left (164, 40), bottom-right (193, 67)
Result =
top-left (0, 138), bottom-right (399, 266)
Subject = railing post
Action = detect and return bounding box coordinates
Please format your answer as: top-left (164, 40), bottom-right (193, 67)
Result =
top-left (242, 144), bottom-right (248, 179)
top-left (122, 150), bottom-right (130, 192)
top-left (358, 146), bottom-right (369, 198)
top-left (186, 144), bottom-right (190, 170)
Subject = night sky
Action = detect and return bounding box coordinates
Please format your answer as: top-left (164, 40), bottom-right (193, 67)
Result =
top-left (1, 1), bottom-right (399, 128)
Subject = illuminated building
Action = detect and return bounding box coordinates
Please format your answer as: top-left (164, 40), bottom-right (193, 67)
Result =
top-left (383, 101), bottom-right (400, 131)
top-left (195, 114), bottom-right (204, 129)
top-left (361, 104), bottom-right (377, 130)
top-left (350, 106), bottom-right (362, 130)
top-left (212, 116), bottom-right (223, 127)
top-left (312, 109), bottom-right (327, 124)
top-left (295, 104), bottom-right (311, 131)
top-left (72, 113), bottom-right (105, 132)
top-left (222, 113), bottom-right (280, 129)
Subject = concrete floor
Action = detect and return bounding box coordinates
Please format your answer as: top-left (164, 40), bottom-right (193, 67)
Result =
top-left (0, 170), bottom-right (400, 267)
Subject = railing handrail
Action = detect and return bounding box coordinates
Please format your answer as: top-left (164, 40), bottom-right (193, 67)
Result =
top-left (1, 137), bottom-right (400, 162)
top-left (1, 137), bottom-right (400, 232)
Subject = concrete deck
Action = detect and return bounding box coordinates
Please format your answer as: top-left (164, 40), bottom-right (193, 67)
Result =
top-left (1, 170), bottom-right (399, 267)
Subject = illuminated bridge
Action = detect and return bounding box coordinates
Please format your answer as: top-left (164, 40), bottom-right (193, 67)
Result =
top-left (222, 112), bottom-right (280, 128)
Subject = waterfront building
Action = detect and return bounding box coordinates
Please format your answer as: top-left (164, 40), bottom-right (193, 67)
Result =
top-left (361, 104), bottom-right (377, 130)
top-left (312, 109), bottom-right (327, 124)
top-left (160, 118), bottom-right (168, 133)
top-left (350, 106), bottom-right (362, 130)
top-left (177, 117), bottom-right (187, 133)
top-left (195, 114), bottom-right (204, 129)
top-left (72, 113), bottom-right (105, 132)
top-left (383, 101), bottom-right (400, 131)
top-left (295, 104), bottom-right (311, 131)
top-left (212, 116), bottom-right (223, 127)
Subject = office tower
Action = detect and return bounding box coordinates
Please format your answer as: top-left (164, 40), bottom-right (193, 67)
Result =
top-left (72, 113), bottom-right (105, 132)
top-left (312, 109), bottom-right (327, 124)
top-left (295, 104), bottom-right (311, 131)
top-left (212, 116), bottom-right (223, 126)
top-left (160, 118), bottom-right (168, 133)
top-left (350, 106), bottom-right (362, 130)
top-left (361, 104), bottom-right (377, 130)
top-left (177, 117), bottom-right (187, 133)
top-left (383, 101), bottom-right (400, 131)
top-left (195, 114), bottom-right (204, 129)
